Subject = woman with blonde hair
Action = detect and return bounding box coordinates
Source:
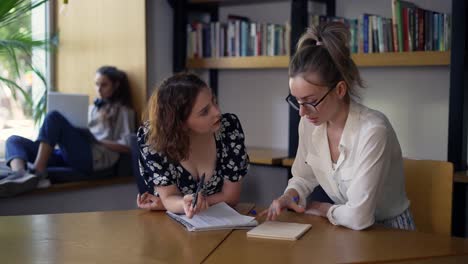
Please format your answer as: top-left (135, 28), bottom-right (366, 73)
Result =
top-left (264, 22), bottom-right (415, 231)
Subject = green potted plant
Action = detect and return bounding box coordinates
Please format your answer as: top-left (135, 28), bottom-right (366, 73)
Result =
top-left (0, 0), bottom-right (50, 125)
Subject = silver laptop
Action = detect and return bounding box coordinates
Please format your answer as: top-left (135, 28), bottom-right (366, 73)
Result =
top-left (47, 92), bottom-right (89, 128)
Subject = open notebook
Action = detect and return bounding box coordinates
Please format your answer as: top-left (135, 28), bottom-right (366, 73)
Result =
top-left (167, 202), bottom-right (258, 232)
top-left (247, 221), bottom-right (312, 240)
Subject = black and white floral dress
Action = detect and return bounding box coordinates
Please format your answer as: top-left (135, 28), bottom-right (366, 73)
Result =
top-left (137, 113), bottom-right (249, 196)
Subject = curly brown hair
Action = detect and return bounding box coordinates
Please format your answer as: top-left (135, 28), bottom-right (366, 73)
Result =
top-left (145, 72), bottom-right (208, 162)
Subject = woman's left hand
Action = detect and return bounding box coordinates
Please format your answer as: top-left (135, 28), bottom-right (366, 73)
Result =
top-left (305, 201), bottom-right (333, 217)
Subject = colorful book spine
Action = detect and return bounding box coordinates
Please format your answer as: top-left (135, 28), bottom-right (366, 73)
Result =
top-left (392, 0), bottom-right (401, 52)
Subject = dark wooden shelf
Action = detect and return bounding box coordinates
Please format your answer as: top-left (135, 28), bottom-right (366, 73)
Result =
top-left (352, 51), bottom-right (450, 67)
top-left (454, 171), bottom-right (468, 184)
top-left (282, 158), bottom-right (294, 167)
top-left (187, 52), bottom-right (450, 69)
top-left (190, 0), bottom-right (290, 6)
top-left (247, 147), bottom-right (288, 165)
top-left (187, 56), bottom-right (289, 69)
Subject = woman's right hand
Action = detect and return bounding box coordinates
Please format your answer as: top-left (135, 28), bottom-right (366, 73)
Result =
top-left (261, 194), bottom-right (305, 221)
top-left (137, 192), bottom-right (165, 211)
top-left (182, 193), bottom-right (209, 219)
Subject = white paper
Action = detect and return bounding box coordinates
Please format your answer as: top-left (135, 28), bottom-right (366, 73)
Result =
top-left (167, 202), bottom-right (258, 231)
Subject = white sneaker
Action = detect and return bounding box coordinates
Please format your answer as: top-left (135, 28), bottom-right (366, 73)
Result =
top-left (0, 171), bottom-right (40, 197)
top-left (36, 172), bottom-right (51, 189)
top-left (37, 178), bottom-right (51, 188)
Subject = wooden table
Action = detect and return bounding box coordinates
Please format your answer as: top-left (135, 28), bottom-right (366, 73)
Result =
top-left (204, 211), bottom-right (468, 264)
top-left (2, 205), bottom-right (467, 264)
top-left (386, 255), bottom-right (468, 263)
top-left (0, 204), bottom-right (253, 264)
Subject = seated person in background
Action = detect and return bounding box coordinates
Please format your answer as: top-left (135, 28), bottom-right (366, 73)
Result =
top-left (4, 66), bottom-right (135, 187)
top-left (263, 22), bottom-right (415, 231)
top-left (136, 72), bottom-right (249, 218)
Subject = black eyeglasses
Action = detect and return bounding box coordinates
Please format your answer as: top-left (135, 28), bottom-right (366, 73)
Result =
top-left (285, 85), bottom-right (336, 112)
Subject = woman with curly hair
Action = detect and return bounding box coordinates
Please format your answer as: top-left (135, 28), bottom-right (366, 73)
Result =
top-left (136, 72), bottom-right (249, 218)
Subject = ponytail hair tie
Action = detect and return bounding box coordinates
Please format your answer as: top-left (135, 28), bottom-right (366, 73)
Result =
top-left (316, 41), bottom-right (323, 46)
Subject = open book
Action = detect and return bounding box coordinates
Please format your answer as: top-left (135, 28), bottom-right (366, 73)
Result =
top-left (167, 202), bottom-right (258, 232)
top-left (247, 221), bottom-right (312, 240)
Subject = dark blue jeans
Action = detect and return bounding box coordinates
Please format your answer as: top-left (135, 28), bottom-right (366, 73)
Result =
top-left (308, 185), bottom-right (335, 204)
top-left (5, 111), bottom-right (93, 173)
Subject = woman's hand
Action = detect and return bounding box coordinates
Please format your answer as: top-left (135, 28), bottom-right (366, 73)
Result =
top-left (305, 201), bottom-right (333, 217)
top-left (261, 194), bottom-right (305, 221)
top-left (137, 192), bottom-right (165, 211)
top-left (182, 193), bottom-right (209, 218)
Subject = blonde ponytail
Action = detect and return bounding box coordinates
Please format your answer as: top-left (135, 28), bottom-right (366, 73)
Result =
top-left (290, 22), bottom-right (364, 99)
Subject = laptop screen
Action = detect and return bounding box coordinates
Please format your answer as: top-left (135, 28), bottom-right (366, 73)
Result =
top-left (47, 92), bottom-right (89, 128)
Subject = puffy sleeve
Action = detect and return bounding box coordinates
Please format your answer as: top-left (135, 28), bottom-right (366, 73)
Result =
top-left (137, 123), bottom-right (178, 195)
top-left (220, 113), bottom-right (249, 182)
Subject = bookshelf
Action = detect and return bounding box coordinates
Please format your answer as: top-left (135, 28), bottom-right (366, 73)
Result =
top-left (173, 0), bottom-right (467, 236)
top-left (352, 51), bottom-right (450, 66)
top-left (187, 56), bottom-right (289, 69)
top-left (247, 147), bottom-right (288, 165)
top-left (454, 171), bottom-right (468, 184)
top-left (190, 0), bottom-right (287, 5)
top-left (175, 1), bottom-right (464, 166)
top-left (187, 51), bottom-right (450, 69)
top-left (181, 0), bottom-right (456, 164)
top-left (281, 157), bottom-right (294, 167)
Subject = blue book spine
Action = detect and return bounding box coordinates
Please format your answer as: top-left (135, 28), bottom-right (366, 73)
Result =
top-left (363, 14), bottom-right (369, 53)
top-left (241, 21), bottom-right (248, 56)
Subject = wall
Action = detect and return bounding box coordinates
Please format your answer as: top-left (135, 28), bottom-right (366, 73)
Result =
top-left (54, 0), bottom-right (147, 119)
top-left (147, 0), bottom-right (173, 99)
top-left (218, 2), bottom-right (291, 151)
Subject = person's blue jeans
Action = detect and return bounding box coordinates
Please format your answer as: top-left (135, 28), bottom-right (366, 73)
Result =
top-left (5, 111), bottom-right (93, 173)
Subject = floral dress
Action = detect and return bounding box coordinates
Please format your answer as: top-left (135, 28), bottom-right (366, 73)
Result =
top-left (137, 113), bottom-right (249, 196)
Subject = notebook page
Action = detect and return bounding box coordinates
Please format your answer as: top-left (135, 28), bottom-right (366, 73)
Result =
top-left (167, 202), bottom-right (257, 231)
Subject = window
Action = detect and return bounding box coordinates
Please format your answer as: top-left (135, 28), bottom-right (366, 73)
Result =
top-left (0, 0), bottom-right (51, 160)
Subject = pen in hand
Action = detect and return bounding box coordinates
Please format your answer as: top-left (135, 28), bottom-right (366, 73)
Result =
top-left (192, 173), bottom-right (205, 209)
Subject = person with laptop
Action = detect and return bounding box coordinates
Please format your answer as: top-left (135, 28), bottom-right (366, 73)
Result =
top-left (136, 73), bottom-right (249, 218)
top-left (2, 66), bottom-right (135, 195)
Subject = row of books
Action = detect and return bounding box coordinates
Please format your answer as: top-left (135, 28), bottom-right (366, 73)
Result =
top-left (187, 0), bottom-right (450, 59)
top-left (186, 15), bottom-right (290, 59)
top-left (392, 0), bottom-right (450, 52)
top-left (309, 0), bottom-right (450, 54)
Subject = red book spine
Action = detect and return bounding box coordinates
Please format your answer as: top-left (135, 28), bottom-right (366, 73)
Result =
top-left (417, 8), bottom-right (425, 51)
top-left (402, 7), bottom-right (409, 52)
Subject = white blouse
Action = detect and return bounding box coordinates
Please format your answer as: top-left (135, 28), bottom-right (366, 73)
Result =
top-left (88, 104), bottom-right (135, 170)
top-left (286, 101), bottom-right (410, 230)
